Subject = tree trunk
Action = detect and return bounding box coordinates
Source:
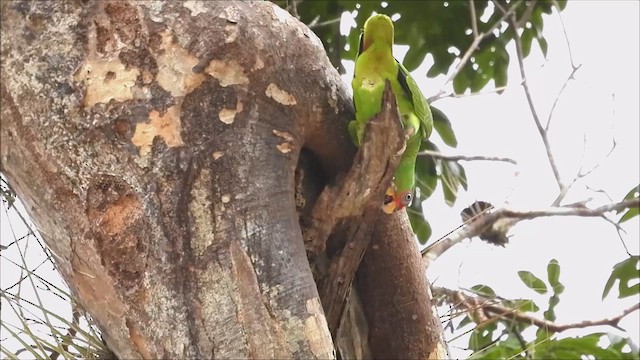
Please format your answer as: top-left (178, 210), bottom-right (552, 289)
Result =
top-left (1, 1), bottom-right (447, 358)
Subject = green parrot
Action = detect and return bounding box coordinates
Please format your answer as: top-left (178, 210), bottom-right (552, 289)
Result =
top-left (349, 13), bottom-right (433, 214)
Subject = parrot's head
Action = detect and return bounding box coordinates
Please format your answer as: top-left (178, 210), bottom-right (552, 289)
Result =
top-left (362, 14), bottom-right (394, 51)
top-left (382, 186), bottom-right (413, 214)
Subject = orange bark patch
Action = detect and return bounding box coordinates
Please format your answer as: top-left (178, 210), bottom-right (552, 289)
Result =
top-left (74, 58), bottom-right (139, 107)
top-left (131, 106), bottom-right (184, 156)
top-left (155, 31), bottom-right (205, 97)
top-left (85, 176), bottom-right (148, 292)
top-left (265, 83), bottom-right (297, 105)
top-left (126, 318), bottom-right (154, 359)
top-left (206, 60), bottom-right (249, 87)
top-left (219, 100), bottom-right (244, 124)
top-left (273, 129), bottom-right (295, 154)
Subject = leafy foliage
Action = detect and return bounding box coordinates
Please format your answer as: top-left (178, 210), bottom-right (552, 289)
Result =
top-left (602, 255), bottom-right (640, 300)
top-left (412, 138), bottom-right (468, 244)
top-left (618, 185), bottom-right (639, 223)
top-left (518, 270), bottom-right (548, 295)
top-left (274, 0), bottom-right (566, 94)
top-left (273, 0), bottom-right (566, 244)
top-left (459, 261), bottom-right (639, 359)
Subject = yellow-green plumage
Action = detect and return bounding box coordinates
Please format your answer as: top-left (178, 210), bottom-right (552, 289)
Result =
top-left (349, 14), bottom-right (433, 212)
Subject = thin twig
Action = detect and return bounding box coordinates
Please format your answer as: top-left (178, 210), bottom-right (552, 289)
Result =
top-left (288, 0), bottom-right (301, 19)
top-left (545, 64), bottom-right (581, 132)
top-left (468, 0), bottom-right (478, 38)
top-left (418, 150), bottom-right (518, 165)
top-left (308, 17), bottom-right (341, 29)
top-left (516, 0), bottom-right (537, 28)
top-left (552, 0), bottom-right (576, 69)
top-left (551, 93), bottom-right (618, 207)
top-left (508, 12), bottom-right (564, 192)
top-left (430, 85), bottom-right (511, 102)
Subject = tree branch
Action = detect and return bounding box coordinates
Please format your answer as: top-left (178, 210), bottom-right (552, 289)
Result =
top-left (508, 12), bottom-right (564, 192)
top-left (435, 287), bottom-right (640, 333)
top-left (303, 82), bottom-right (403, 260)
top-left (545, 64), bottom-right (581, 133)
top-left (308, 82), bottom-right (405, 336)
top-left (288, 0), bottom-right (301, 19)
top-left (422, 199), bottom-right (640, 267)
top-left (431, 84), bottom-right (511, 102)
top-left (418, 149), bottom-right (518, 165)
top-left (308, 17), bottom-right (342, 29)
top-left (468, 0), bottom-right (479, 38)
top-left (552, 0), bottom-right (577, 69)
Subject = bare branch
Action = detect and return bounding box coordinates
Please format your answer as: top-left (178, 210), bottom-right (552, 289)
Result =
top-left (287, 0), bottom-right (301, 19)
top-left (468, 0), bottom-right (479, 38)
top-left (545, 64), bottom-right (581, 132)
top-left (435, 287), bottom-right (640, 333)
top-left (516, 0), bottom-right (537, 28)
top-left (422, 199), bottom-right (640, 267)
top-left (308, 82), bottom-right (405, 336)
top-left (552, 93), bottom-right (618, 207)
top-left (576, 93), bottom-right (618, 179)
top-left (430, 84), bottom-right (511, 102)
top-left (418, 149), bottom-right (518, 165)
top-left (552, 0), bottom-right (577, 69)
top-left (497, 199), bottom-right (638, 219)
top-left (308, 17), bottom-right (342, 29)
top-left (508, 12), bottom-right (565, 193)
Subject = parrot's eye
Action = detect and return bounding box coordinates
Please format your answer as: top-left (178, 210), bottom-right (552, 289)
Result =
top-left (402, 192), bottom-right (413, 205)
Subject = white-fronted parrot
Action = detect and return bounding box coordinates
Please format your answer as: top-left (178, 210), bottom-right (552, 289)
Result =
top-left (349, 13), bottom-right (433, 214)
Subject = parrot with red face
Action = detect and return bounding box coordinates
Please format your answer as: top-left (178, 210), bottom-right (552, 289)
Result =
top-left (349, 13), bottom-right (433, 214)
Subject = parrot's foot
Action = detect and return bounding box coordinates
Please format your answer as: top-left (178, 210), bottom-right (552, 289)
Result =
top-left (404, 126), bottom-right (416, 140)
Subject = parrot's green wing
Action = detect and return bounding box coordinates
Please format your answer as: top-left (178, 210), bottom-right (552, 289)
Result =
top-left (396, 60), bottom-right (433, 139)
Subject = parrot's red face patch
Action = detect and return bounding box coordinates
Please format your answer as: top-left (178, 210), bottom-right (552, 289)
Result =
top-left (382, 187), bottom-right (412, 214)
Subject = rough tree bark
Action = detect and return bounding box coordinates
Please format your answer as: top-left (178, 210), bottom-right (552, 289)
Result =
top-left (1, 1), bottom-right (447, 358)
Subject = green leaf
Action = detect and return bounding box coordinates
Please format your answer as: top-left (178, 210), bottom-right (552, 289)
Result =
top-left (537, 36), bottom-right (548, 58)
top-left (469, 284), bottom-right (496, 298)
top-left (453, 67), bottom-right (469, 95)
top-left (457, 315), bottom-right (474, 330)
top-left (431, 106), bottom-right (458, 147)
top-left (402, 40), bottom-right (428, 72)
top-left (458, 163), bottom-right (468, 191)
top-left (620, 207), bottom-right (639, 223)
top-left (602, 256), bottom-right (640, 299)
top-left (518, 270), bottom-right (548, 294)
top-left (468, 325), bottom-right (497, 352)
top-left (544, 294), bottom-right (560, 321)
top-left (619, 185), bottom-right (639, 223)
top-left (407, 207), bottom-right (431, 245)
top-left (521, 28), bottom-right (533, 57)
top-left (415, 141), bottom-right (439, 199)
top-left (547, 259), bottom-right (564, 293)
top-left (508, 299), bottom-right (539, 313)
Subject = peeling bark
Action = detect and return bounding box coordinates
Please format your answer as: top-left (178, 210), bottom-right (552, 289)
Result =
top-left (1, 1), bottom-right (446, 359)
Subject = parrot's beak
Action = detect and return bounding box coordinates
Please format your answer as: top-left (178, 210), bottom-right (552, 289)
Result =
top-left (382, 186), bottom-right (398, 214)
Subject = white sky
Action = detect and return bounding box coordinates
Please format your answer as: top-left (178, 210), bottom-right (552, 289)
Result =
top-left (1, 1), bottom-right (638, 358)
top-left (341, 1), bottom-right (640, 357)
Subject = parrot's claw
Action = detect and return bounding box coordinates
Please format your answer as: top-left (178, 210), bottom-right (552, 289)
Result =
top-left (404, 127), bottom-right (416, 140)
